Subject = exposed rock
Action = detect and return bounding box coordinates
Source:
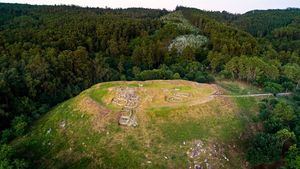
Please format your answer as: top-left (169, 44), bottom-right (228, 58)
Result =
top-left (112, 87), bottom-right (140, 127)
top-left (187, 140), bottom-right (230, 169)
top-left (194, 164), bottom-right (202, 169)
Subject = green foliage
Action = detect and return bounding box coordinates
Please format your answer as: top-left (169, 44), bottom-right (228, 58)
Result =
top-left (285, 145), bottom-right (300, 169)
top-left (0, 144), bottom-right (27, 169)
top-left (263, 117), bottom-right (285, 133)
top-left (225, 56), bottom-right (279, 82)
top-left (246, 133), bottom-right (281, 166)
top-left (251, 92), bottom-right (299, 167)
top-left (232, 9), bottom-right (300, 37)
top-left (11, 115), bottom-right (29, 137)
top-left (0, 144), bottom-right (13, 161)
top-left (283, 63), bottom-right (300, 85)
top-left (260, 99), bottom-right (296, 133)
top-left (161, 11), bottom-right (199, 33)
top-left (273, 101), bottom-right (295, 123)
top-left (180, 7), bottom-right (259, 56)
top-left (0, 3), bottom-right (165, 132)
top-left (263, 82), bottom-right (284, 94)
top-left (276, 129), bottom-right (296, 146)
top-left (172, 73), bottom-right (181, 79)
top-left (137, 68), bottom-right (173, 81)
top-left (0, 129), bottom-right (13, 143)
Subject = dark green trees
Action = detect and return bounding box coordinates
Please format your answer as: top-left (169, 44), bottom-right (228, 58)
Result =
top-left (247, 98), bottom-right (299, 167)
top-left (247, 133), bottom-right (281, 165)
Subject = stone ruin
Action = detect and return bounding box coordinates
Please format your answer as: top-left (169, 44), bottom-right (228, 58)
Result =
top-left (166, 88), bottom-right (191, 103)
top-left (111, 87), bottom-right (140, 127)
top-left (118, 109), bottom-right (138, 127)
top-left (112, 87), bottom-right (139, 108)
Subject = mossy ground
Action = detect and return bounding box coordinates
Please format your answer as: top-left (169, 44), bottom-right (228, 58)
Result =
top-left (12, 80), bottom-right (259, 169)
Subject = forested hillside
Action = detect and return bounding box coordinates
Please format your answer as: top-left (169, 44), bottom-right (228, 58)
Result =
top-left (0, 3), bottom-right (299, 168)
top-left (233, 8), bottom-right (300, 37)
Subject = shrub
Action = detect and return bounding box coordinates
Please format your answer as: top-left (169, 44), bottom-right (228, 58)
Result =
top-left (11, 115), bottom-right (29, 137)
top-left (137, 68), bottom-right (173, 81)
top-left (285, 145), bottom-right (300, 169)
top-left (220, 70), bottom-right (232, 79)
top-left (206, 74), bottom-right (215, 83)
top-left (263, 82), bottom-right (284, 94)
top-left (172, 73), bottom-right (181, 79)
top-left (247, 133), bottom-right (281, 166)
top-left (0, 129), bottom-right (13, 144)
top-left (0, 144), bottom-right (28, 169)
top-left (194, 71), bottom-right (206, 83)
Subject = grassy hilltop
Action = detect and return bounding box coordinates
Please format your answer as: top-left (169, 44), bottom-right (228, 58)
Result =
top-left (12, 80), bottom-right (259, 169)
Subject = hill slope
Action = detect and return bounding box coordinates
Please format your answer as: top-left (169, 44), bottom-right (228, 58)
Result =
top-left (12, 80), bottom-right (258, 169)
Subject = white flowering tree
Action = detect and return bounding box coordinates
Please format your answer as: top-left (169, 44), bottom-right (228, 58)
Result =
top-left (168, 34), bottom-right (209, 54)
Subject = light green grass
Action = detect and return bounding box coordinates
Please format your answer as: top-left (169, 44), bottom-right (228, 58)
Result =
top-left (147, 106), bottom-right (175, 118)
top-left (88, 83), bottom-right (116, 104)
top-left (160, 114), bottom-right (244, 144)
top-left (218, 80), bottom-right (261, 95)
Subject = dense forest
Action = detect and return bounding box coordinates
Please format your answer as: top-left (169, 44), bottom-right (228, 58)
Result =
top-left (0, 3), bottom-right (299, 168)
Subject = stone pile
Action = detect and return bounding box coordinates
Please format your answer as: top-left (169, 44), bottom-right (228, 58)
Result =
top-left (166, 89), bottom-right (191, 103)
top-left (187, 140), bottom-right (230, 169)
top-left (118, 109), bottom-right (138, 127)
top-left (112, 87), bottom-right (139, 108)
top-left (112, 87), bottom-right (140, 127)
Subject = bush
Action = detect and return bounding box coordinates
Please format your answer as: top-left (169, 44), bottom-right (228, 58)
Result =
top-left (31, 104), bottom-right (49, 120)
top-left (12, 159), bottom-right (28, 169)
top-left (0, 159), bottom-right (13, 169)
top-left (194, 71), bottom-right (206, 83)
top-left (219, 70), bottom-right (232, 79)
top-left (172, 73), bottom-right (181, 79)
top-left (192, 72), bottom-right (214, 83)
top-left (185, 72), bottom-right (195, 81)
top-left (137, 68), bottom-right (173, 81)
top-left (285, 145), bottom-right (300, 169)
top-left (120, 75), bottom-right (127, 81)
top-left (263, 82), bottom-right (284, 94)
top-left (11, 115), bottom-right (29, 137)
top-left (0, 129), bottom-right (13, 144)
top-left (206, 74), bottom-right (215, 83)
top-left (0, 144), bottom-right (28, 169)
top-left (247, 133), bottom-right (281, 166)
top-left (273, 101), bottom-right (295, 123)
top-left (0, 144), bottom-right (13, 169)
top-left (281, 81), bottom-right (295, 91)
top-left (263, 117), bottom-right (285, 133)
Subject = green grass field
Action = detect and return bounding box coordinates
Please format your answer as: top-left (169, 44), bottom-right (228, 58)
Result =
top-left (12, 80), bottom-right (259, 169)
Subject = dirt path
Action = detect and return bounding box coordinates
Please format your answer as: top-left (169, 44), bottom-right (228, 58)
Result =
top-left (215, 92), bottom-right (291, 98)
